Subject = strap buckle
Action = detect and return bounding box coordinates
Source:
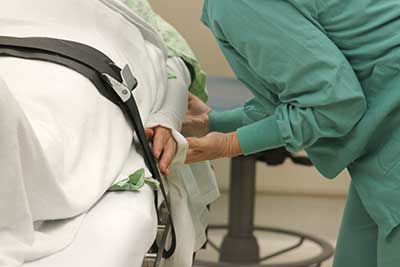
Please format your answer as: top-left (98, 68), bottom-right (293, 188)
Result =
top-left (102, 64), bottom-right (138, 103)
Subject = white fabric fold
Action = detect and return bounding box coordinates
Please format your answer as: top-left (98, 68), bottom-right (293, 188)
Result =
top-left (164, 161), bottom-right (219, 267)
top-left (146, 56), bottom-right (190, 164)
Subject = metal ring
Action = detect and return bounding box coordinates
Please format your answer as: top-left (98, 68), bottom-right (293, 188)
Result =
top-left (194, 225), bottom-right (334, 267)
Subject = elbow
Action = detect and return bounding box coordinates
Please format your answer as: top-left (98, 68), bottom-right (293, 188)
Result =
top-left (276, 92), bottom-right (367, 152)
top-left (354, 94), bottom-right (367, 121)
top-left (333, 93), bottom-right (367, 137)
top-left (310, 93), bottom-right (367, 140)
top-left (346, 93), bottom-right (367, 131)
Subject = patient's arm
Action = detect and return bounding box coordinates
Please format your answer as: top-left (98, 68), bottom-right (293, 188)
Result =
top-left (146, 57), bottom-right (190, 131)
top-left (124, 0), bottom-right (207, 101)
top-left (145, 57), bottom-right (191, 174)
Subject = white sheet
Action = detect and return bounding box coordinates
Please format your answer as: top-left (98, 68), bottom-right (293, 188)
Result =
top-left (24, 188), bottom-right (157, 267)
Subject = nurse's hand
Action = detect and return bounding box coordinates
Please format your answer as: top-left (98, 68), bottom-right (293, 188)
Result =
top-left (145, 126), bottom-right (177, 176)
top-left (185, 132), bottom-right (242, 163)
top-left (182, 93), bottom-right (212, 137)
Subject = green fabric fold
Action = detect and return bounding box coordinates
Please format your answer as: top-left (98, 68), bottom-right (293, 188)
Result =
top-left (108, 168), bottom-right (160, 192)
top-left (125, 0), bottom-right (208, 102)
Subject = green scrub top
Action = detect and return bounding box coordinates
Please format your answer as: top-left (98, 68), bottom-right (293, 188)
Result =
top-left (202, 0), bottom-right (400, 238)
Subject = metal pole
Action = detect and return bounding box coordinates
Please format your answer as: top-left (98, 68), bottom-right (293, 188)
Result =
top-left (219, 156), bottom-right (260, 263)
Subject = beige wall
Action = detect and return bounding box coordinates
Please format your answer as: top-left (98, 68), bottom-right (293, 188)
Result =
top-left (149, 0), bottom-right (350, 196)
top-left (212, 158), bottom-right (350, 196)
top-left (149, 0), bottom-right (234, 77)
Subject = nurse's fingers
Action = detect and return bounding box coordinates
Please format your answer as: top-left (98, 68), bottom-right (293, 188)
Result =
top-left (152, 127), bottom-right (170, 159)
top-left (159, 138), bottom-right (177, 176)
top-left (185, 149), bottom-right (206, 164)
top-left (188, 93), bottom-right (197, 102)
top-left (182, 115), bottom-right (193, 129)
top-left (187, 137), bottom-right (204, 150)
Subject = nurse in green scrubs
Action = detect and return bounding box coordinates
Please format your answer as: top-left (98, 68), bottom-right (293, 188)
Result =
top-left (183, 0), bottom-right (400, 266)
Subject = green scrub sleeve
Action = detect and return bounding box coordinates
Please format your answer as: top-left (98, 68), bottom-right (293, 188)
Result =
top-left (209, 108), bottom-right (246, 133)
top-left (204, 0), bottom-right (367, 155)
top-left (237, 115), bottom-right (284, 155)
top-left (209, 97), bottom-right (271, 133)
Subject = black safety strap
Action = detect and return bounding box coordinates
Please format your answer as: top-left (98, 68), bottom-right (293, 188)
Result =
top-left (0, 36), bottom-right (176, 258)
top-left (0, 47), bottom-right (121, 105)
top-left (0, 36), bottom-right (120, 77)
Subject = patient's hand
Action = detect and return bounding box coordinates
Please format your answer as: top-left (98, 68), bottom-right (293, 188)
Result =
top-left (145, 126), bottom-right (177, 176)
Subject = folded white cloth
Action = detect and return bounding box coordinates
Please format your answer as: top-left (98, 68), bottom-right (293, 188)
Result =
top-left (163, 161), bottom-right (219, 267)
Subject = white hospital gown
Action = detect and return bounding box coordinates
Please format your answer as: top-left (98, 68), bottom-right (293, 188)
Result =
top-left (0, 0), bottom-right (190, 266)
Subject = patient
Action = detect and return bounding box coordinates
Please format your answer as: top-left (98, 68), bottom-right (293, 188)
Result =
top-left (0, 0), bottom-right (198, 266)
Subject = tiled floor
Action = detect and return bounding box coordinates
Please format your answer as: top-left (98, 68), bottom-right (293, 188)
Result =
top-left (194, 193), bottom-right (346, 267)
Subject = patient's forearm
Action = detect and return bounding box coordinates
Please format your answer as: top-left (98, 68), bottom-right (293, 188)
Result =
top-left (145, 57), bottom-right (190, 131)
top-left (145, 57), bottom-right (191, 165)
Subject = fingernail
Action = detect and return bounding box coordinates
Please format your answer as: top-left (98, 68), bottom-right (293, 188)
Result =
top-left (160, 163), bottom-right (166, 170)
top-left (164, 168), bottom-right (169, 176)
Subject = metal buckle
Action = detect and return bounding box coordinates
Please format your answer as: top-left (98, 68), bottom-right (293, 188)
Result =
top-left (102, 64), bottom-right (138, 103)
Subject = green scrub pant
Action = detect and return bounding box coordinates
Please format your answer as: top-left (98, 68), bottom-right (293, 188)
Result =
top-left (333, 182), bottom-right (400, 267)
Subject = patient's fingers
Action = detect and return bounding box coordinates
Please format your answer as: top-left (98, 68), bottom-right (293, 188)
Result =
top-left (153, 127), bottom-right (170, 159)
top-left (145, 128), bottom-right (154, 140)
top-left (160, 138), bottom-right (177, 176)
